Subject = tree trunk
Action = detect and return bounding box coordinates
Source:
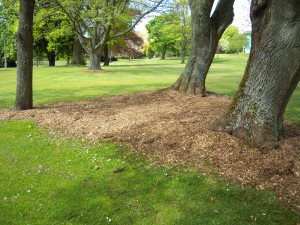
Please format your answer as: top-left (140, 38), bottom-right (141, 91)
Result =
top-left (172, 0), bottom-right (234, 96)
top-left (4, 39), bottom-right (7, 68)
top-left (71, 38), bottom-right (82, 64)
top-left (103, 44), bottom-right (110, 66)
top-left (161, 49), bottom-right (166, 60)
top-left (48, 51), bottom-right (55, 66)
top-left (15, 0), bottom-right (35, 110)
top-left (89, 49), bottom-right (102, 70)
top-left (181, 47), bottom-right (186, 64)
top-left (212, 0), bottom-right (300, 148)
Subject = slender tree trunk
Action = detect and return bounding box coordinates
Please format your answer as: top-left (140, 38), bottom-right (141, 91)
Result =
top-left (89, 49), bottom-right (102, 70)
top-left (4, 39), bottom-right (7, 68)
top-left (15, 0), bottom-right (35, 110)
top-left (212, 0), bottom-right (300, 148)
top-left (172, 0), bottom-right (234, 96)
top-left (103, 44), bottom-right (110, 66)
top-left (71, 38), bottom-right (82, 64)
top-left (48, 51), bottom-right (55, 66)
top-left (181, 46), bottom-right (186, 64)
top-left (161, 49), bottom-right (166, 60)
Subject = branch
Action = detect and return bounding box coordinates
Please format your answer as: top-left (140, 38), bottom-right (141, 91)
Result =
top-left (110, 0), bottom-right (164, 40)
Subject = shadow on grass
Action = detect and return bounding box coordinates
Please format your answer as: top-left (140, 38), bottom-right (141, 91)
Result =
top-left (51, 167), bottom-right (298, 225)
top-left (0, 121), bottom-right (299, 225)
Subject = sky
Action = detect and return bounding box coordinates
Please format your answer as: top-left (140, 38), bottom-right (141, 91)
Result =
top-left (135, 0), bottom-right (251, 34)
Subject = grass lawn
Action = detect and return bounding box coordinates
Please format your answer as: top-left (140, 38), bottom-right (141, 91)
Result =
top-left (0, 55), bottom-right (300, 224)
top-left (0, 121), bottom-right (299, 224)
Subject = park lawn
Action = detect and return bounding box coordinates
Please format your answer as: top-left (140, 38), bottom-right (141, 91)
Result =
top-left (0, 54), bottom-right (299, 124)
top-left (0, 55), bottom-right (299, 224)
top-left (0, 121), bottom-right (299, 225)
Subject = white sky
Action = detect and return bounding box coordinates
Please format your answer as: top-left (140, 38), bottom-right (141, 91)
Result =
top-left (135, 0), bottom-right (251, 34)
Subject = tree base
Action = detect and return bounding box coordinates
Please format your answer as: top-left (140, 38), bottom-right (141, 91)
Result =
top-left (211, 116), bottom-right (283, 151)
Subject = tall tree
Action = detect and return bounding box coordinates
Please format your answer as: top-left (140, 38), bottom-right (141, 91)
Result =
top-left (54, 0), bottom-right (164, 71)
top-left (171, 0), bottom-right (191, 63)
top-left (15, 0), bottom-right (35, 110)
top-left (221, 25), bottom-right (249, 54)
top-left (146, 14), bottom-right (177, 60)
top-left (71, 38), bottom-right (84, 65)
top-left (212, 0), bottom-right (300, 148)
top-left (0, 0), bottom-right (18, 68)
top-left (172, 0), bottom-right (234, 96)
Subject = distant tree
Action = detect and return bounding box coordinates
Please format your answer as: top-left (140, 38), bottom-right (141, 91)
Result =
top-left (15, 0), bottom-right (35, 110)
top-left (213, 0), bottom-right (300, 148)
top-left (221, 25), bottom-right (249, 54)
top-left (170, 0), bottom-right (191, 63)
top-left (173, 0), bottom-right (234, 96)
top-left (142, 42), bottom-right (155, 59)
top-left (112, 31), bottom-right (144, 59)
top-left (71, 38), bottom-right (84, 65)
top-left (146, 14), bottom-right (178, 60)
top-left (0, 0), bottom-right (18, 68)
top-left (33, 3), bottom-right (74, 66)
top-left (54, 0), bottom-right (164, 71)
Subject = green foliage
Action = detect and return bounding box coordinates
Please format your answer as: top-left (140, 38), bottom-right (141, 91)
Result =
top-left (220, 25), bottom-right (249, 54)
top-left (33, 3), bottom-right (74, 62)
top-left (142, 42), bottom-right (155, 59)
top-left (0, 121), bottom-right (299, 224)
top-left (146, 14), bottom-right (178, 57)
top-left (145, 1), bottom-right (191, 59)
top-left (0, 0), bottom-right (18, 67)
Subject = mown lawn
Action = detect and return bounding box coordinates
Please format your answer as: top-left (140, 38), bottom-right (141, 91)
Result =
top-left (0, 55), bottom-right (300, 224)
top-left (0, 121), bottom-right (299, 224)
top-left (0, 54), bottom-right (299, 123)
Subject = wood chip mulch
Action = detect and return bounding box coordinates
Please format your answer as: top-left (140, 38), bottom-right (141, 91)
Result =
top-left (1, 89), bottom-right (299, 212)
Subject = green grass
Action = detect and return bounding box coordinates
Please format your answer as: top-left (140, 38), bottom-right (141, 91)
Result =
top-left (1, 121), bottom-right (299, 225)
top-left (1, 55), bottom-right (300, 224)
top-left (1, 54), bottom-right (299, 123)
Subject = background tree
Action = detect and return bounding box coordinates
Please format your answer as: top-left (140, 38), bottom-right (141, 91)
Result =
top-left (54, 0), bottom-right (164, 71)
top-left (15, 0), bottom-right (35, 110)
top-left (213, 0), bottom-right (300, 148)
top-left (0, 0), bottom-right (18, 68)
top-left (111, 31), bottom-right (144, 60)
top-left (33, 3), bottom-right (75, 66)
top-left (220, 25), bottom-right (249, 54)
top-left (170, 0), bottom-right (191, 63)
top-left (146, 14), bottom-right (177, 60)
top-left (172, 0), bottom-right (235, 96)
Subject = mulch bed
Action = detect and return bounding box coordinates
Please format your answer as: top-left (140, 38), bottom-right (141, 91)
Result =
top-left (1, 89), bottom-right (299, 212)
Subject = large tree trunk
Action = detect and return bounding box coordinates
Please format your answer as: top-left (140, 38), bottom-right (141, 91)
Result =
top-left (89, 49), bottom-right (102, 70)
top-left (103, 44), bottom-right (110, 66)
top-left (48, 51), bottom-right (55, 66)
top-left (15, 0), bottom-right (35, 110)
top-left (212, 0), bottom-right (300, 148)
top-left (71, 38), bottom-right (82, 64)
top-left (161, 49), bottom-right (166, 60)
top-left (172, 0), bottom-right (234, 96)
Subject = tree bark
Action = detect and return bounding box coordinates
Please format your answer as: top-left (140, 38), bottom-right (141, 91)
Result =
top-left (161, 49), bottom-right (166, 60)
top-left (103, 44), bottom-right (110, 66)
top-left (4, 39), bottom-right (7, 68)
top-left (71, 38), bottom-right (82, 65)
top-left (48, 51), bottom-right (55, 66)
top-left (15, 0), bottom-right (35, 110)
top-left (212, 0), bottom-right (300, 148)
top-left (89, 49), bottom-right (102, 71)
top-left (172, 0), bottom-right (234, 96)
top-left (181, 47), bottom-right (186, 64)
